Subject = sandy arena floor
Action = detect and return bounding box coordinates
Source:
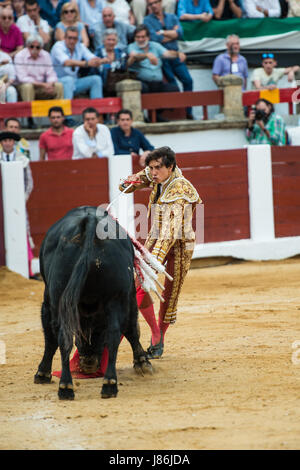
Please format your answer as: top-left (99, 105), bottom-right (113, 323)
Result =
top-left (0, 257), bottom-right (299, 450)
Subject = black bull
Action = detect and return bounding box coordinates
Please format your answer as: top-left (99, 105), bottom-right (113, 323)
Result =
top-left (34, 206), bottom-right (152, 400)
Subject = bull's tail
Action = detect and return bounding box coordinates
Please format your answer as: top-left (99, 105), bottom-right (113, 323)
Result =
top-left (58, 213), bottom-right (98, 350)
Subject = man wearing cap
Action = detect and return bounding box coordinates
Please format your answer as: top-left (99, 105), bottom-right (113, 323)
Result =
top-left (252, 53), bottom-right (299, 90)
top-left (0, 130), bottom-right (34, 276)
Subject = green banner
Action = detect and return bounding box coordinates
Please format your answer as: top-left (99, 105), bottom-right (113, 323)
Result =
top-left (181, 18), bottom-right (300, 41)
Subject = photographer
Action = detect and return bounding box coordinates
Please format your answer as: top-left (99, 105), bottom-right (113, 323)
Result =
top-left (246, 98), bottom-right (287, 145)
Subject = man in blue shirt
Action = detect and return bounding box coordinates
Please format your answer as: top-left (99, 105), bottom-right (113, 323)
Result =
top-left (177, 0), bottom-right (214, 21)
top-left (144, 0), bottom-right (194, 119)
top-left (51, 26), bottom-right (103, 99)
top-left (38, 0), bottom-right (68, 28)
top-left (128, 25), bottom-right (179, 92)
top-left (111, 109), bottom-right (154, 166)
top-left (212, 34), bottom-right (248, 90)
top-left (89, 7), bottom-right (135, 51)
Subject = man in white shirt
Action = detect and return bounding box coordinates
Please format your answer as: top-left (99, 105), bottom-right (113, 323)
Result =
top-left (243, 0), bottom-right (281, 17)
top-left (16, 0), bottom-right (51, 49)
top-left (252, 53), bottom-right (299, 90)
top-left (0, 131), bottom-right (33, 201)
top-left (72, 107), bottom-right (114, 159)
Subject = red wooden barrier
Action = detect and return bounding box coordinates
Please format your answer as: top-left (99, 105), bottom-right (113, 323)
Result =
top-left (243, 87), bottom-right (298, 115)
top-left (141, 90), bottom-right (223, 122)
top-left (132, 149), bottom-right (250, 244)
top-left (27, 159), bottom-right (110, 256)
top-left (0, 97), bottom-right (122, 128)
top-left (272, 146), bottom-right (300, 238)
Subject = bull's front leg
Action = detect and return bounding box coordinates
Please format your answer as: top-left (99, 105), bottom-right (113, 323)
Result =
top-left (57, 328), bottom-right (74, 400)
top-left (101, 300), bottom-right (121, 398)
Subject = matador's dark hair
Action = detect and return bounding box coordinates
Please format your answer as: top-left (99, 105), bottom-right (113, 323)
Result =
top-left (145, 146), bottom-right (176, 171)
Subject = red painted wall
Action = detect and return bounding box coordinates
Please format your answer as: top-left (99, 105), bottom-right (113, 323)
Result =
top-left (272, 146), bottom-right (300, 238)
top-left (27, 159), bottom-right (110, 256)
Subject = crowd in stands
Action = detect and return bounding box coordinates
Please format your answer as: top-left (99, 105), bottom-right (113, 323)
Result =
top-left (0, 0), bottom-right (299, 145)
top-left (1, 0), bottom-right (299, 279)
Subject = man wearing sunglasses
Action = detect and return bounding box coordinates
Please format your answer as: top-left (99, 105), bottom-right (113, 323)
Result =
top-left (16, 0), bottom-right (51, 49)
top-left (252, 53), bottom-right (299, 90)
top-left (0, 5), bottom-right (24, 58)
top-left (15, 34), bottom-right (63, 103)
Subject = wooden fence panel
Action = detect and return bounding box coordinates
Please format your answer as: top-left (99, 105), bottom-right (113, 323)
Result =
top-left (272, 146), bottom-right (300, 237)
top-left (27, 159), bottom-right (110, 256)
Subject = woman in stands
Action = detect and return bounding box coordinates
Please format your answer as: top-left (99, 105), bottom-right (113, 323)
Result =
top-left (0, 5), bottom-right (23, 58)
top-left (55, 2), bottom-right (89, 47)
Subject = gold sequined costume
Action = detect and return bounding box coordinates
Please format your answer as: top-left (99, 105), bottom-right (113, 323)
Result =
top-left (120, 166), bottom-right (202, 324)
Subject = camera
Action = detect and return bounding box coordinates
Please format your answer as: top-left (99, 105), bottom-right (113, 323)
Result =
top-left (251, 105), bottom-right (267, 122)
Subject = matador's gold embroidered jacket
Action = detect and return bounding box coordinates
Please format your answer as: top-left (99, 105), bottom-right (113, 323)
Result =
top-left (120, 166), bottom-right (202, 263)
top-left (120, 165), bottom-right (202, 323)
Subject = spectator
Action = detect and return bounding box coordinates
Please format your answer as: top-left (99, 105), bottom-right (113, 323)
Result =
top-left (111, 108), bottom-right (154, 166)
top-left (243, 0), bottom-right (281, 17)
top-left (2, 117), bottom-right (31, 159)
top-left (279, 0), bottom-right (288, 17)
top-left (38, 0), bottom-right (68, 29)
top-left (94, 28), bottom-right (128, 97)
top-left (15, 34), bottom-right (63, 100)
top-left (144, 0), bottom-right (194, 119)
top-left (51, 26), bottom-right (103, 99)
top-left (212, 34), bottom-right (248, 90)
top-left (287, 0), bottom-right (300, 16)
top-left (0, 131), bottom-right (33, 202)
top-left (90, 6), bottom-right (135, 51)
top-left (12, 0), bottom-right (26, 20)
top-left (246, 98), bottom-right (287, 145)
top-left (39, 106), bottom-right (74, 161)
top-left (16, 0), bottom-right (51, 49)
top-left (0, 130), bottom-right (34, 278)
top-left (0, 49), bottom-right (17, 102)
top-left (131, 0), bottom-right (177, 24)
top-left (0, 5), bottom-right (24, 58)
top-left (252, 53), bottom-right (299, 90)
top-left (177, 0), bottom-right (213, 21)
top-left (76, 0), bottom-right (103, 29)
top-left (72, 107), bottom-right (114, 159)
top-left (55, 2), bottom-right (89, 47)
top-left (103, 0), bottom-right (135, 25)
top-left (211, 0), bottom-right (243, 19)
top-left (127, 25), bottom-right (180, 94)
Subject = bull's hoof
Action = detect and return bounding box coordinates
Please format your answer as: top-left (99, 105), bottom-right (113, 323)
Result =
top-left (34, 371), bottom-right (52, 384)
top-left (101, 378), bottom-right (118, 398)
top-left (58, 383), bottom-right (75, 400)
top-left (133, 356), bottom-right (153, 376)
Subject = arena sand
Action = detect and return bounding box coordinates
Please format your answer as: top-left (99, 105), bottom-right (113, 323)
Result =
top-left (0, 257), bottom-right (299, 450)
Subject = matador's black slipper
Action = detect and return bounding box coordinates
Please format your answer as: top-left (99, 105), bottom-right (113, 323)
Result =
top-left (147, 332), bottom-right (164, 359)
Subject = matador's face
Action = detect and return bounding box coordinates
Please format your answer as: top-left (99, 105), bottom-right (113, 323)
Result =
top-left (148, 158), bottom-right (173, 184)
